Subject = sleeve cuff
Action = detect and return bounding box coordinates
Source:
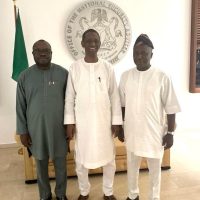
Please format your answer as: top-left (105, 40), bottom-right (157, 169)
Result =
top-left (112, 115), bottom-right (123, 125)
top-left (64, 115), bottom-right (75, 124)
top-left (17, 126), bottom-right (28, 135)
top-left (165, 105), bottom-right (181, 114)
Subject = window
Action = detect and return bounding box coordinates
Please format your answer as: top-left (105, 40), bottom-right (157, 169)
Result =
top-left (190, 0), bottom-right (200, 92)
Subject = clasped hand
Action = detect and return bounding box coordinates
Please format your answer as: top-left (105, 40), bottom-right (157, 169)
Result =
top-left (111, 125), bottom-right (124, 142)
top-left (162, 134), bottom-right (173, 150)
top-left (20, 133), bottom-right (32, 147)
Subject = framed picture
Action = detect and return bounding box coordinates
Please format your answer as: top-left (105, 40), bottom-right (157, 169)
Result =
top-left (190, 0), bottom-right (200, 92)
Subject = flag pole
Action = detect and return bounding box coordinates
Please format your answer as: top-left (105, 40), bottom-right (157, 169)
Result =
top-left (13, 0), bottom-right (17, 26)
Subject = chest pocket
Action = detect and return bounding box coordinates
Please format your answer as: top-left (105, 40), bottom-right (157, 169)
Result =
top-left (47, 80), bottom-right (64, 97)
top-left (96, 76), bottom-right (110, 110)
top-left (97, 77), bottom-right (108, 92)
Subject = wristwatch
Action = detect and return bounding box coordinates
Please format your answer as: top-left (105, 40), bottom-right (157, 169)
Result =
top-left (167, 131), bottom-right (174, 136)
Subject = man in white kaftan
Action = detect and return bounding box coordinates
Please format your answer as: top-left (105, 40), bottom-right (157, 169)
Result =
top-left (64, 29), bottom-right (122, 200)
top-left (119, 34), bottom-right (181, 200)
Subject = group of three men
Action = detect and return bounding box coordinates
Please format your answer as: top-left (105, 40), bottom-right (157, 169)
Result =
top-left (16, 29), bottom-right (181, 200)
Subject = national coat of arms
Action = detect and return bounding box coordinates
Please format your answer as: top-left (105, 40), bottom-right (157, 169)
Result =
top-left (65, 0), bottom-right (131, 64)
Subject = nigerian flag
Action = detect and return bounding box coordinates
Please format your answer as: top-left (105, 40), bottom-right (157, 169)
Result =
top-left (12, 10), bottom-right (28, 81)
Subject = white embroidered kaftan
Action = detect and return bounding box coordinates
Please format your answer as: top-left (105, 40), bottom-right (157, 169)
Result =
top-left (119, 67), bottom-right (181, 159)
top-left (64, 58), bottom-right (122, 168)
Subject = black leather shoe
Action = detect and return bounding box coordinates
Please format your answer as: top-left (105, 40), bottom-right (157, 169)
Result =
top-left (78, 194), bottom-right (89, 200)
top-left (40, 194), bottom-right (52, 200)
top-left (103, 194), bottom-right (117, 200)
top-left (56, 196), bottom-right (68, 200)
top-left (126, 196), bottom-right (139, 200)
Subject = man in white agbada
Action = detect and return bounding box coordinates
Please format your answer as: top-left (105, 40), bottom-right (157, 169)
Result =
top-left (119, 34), bottom-right (181, 200)
top-left (64, 29), bottom-right (122, 200)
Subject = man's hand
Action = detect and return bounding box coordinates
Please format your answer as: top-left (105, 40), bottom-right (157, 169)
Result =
top-left (162, 134), bottom-right (173, 150)
top-left (117, 126), bottom-right (124, 142)
top-left (111, 125), bottom-right (120, 137)
top-left (111, 125), bottom-right (124, 142)
top-left (66, 124), bottom-right (76, 140)
top-left (20, 133), bottom-right (32, 147)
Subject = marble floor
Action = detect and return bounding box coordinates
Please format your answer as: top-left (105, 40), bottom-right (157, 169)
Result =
top-left (0, 130), bottom-right (200, 200)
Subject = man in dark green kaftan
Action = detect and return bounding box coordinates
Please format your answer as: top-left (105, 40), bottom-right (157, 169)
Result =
top-left (16, 40), bottom-right (68, 200)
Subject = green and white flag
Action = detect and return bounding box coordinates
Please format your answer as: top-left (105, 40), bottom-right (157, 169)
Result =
top-left (12, 10), bottom-right (28, 81)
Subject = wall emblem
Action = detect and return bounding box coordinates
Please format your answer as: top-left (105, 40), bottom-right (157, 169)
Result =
top-left (65, 0), bottom-right (131, 64)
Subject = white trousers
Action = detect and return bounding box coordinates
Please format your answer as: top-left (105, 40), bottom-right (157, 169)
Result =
top-left (127, 151), bottom-right (162, 200)
top-left (75, 159), bottom-right (116, 196)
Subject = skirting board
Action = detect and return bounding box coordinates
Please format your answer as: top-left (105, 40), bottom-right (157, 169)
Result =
top-left (0, 143), bottom-right (20, 149)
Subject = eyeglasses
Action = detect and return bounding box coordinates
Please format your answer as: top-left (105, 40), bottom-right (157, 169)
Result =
top-left (33, 49), bottom-right (52, 54)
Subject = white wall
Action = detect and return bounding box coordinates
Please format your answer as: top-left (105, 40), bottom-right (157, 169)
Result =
top-left (0, 0), bottom-right (196, 144)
